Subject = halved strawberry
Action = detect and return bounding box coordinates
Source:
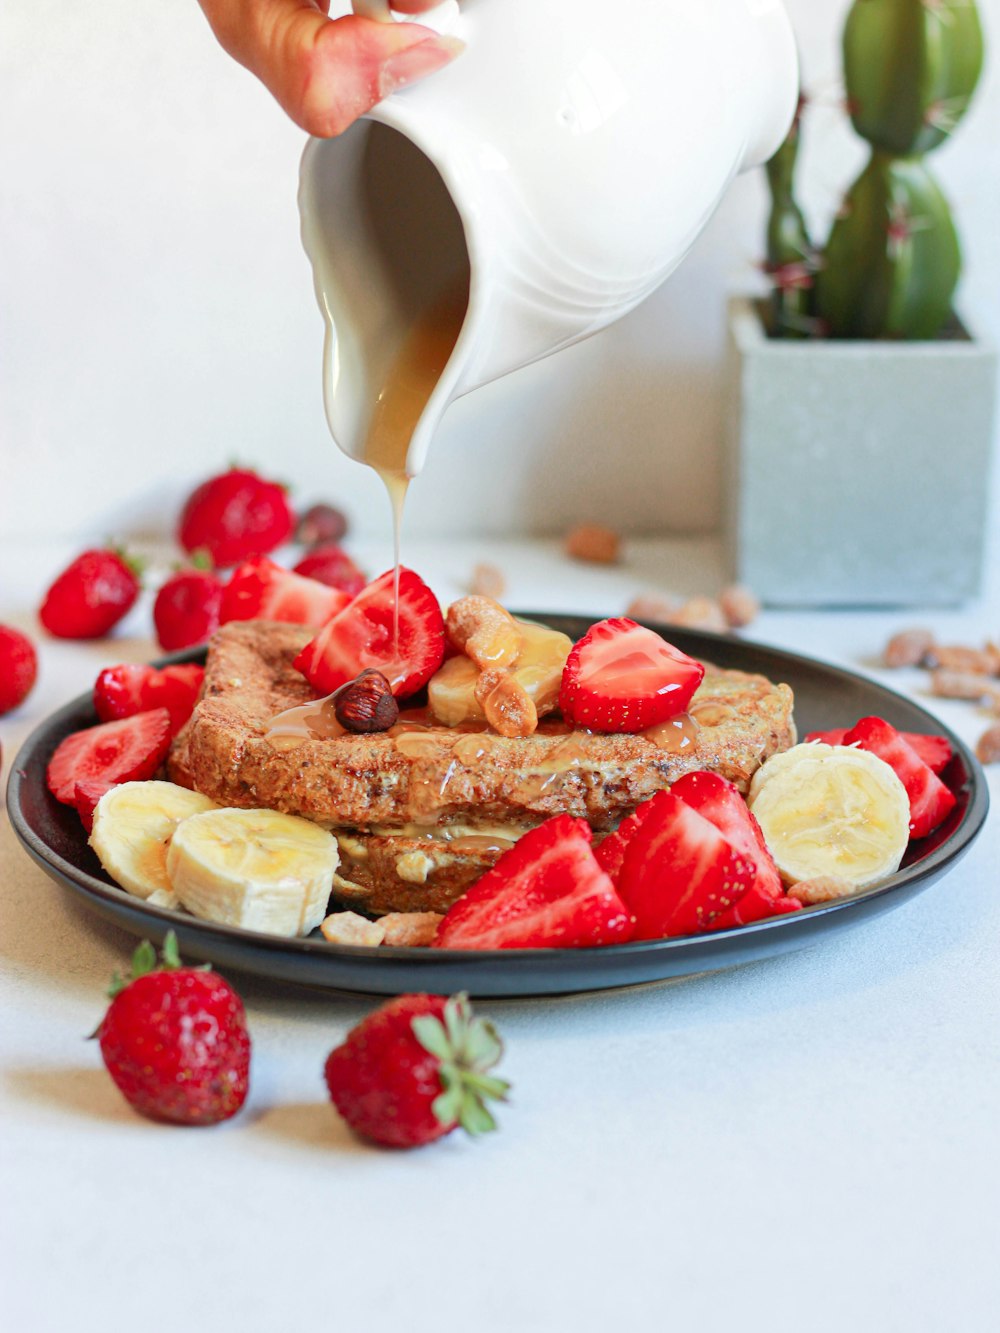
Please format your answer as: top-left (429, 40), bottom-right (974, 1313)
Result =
top-left (670, 770), bottom-right (783, 898)
top-left (73, 776), bottom-right (110, 833)
top-left (559, 618), bottom-right (705, 733)
top-left (220, 557), bottom-right (350, 629)
top-left (616, 792), bottom-right (755, 939)
top-left (94, 663), bottom-right (204, 736)
top-left (433, 815), bottom-right (633, 950)
top-left (842, 716), bottom-right (956, 839)
top-left (710, 888), bottom-right (802, 931)
top-left (805, 726), bottom-right (953, 776)
top-left (294, 568), bottom-right (445, 700)
top-left (594, 795), bottom-right (667, 881)
top-left (46, 710), bottom-right (172, 808)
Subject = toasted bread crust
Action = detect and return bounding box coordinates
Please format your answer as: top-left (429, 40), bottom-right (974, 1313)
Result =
top-left (169, 622), bottom-right (795, 838)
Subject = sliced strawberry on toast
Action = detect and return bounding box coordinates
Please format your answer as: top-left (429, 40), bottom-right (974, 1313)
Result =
top-left (805, 726), bottom-right (953, 776)
top-left (433, 815), bottom-right (633, 950)
top-left (94, 663), bottom-right (204, 736)
top-left (294, 568), bottom-right (446, 700)
top-left (220, 556), bottom-right (350, 629)
top-left (47, 710), bottom-right (173, 808)
top-left (841, 716), bottom-right (957, 839)
top-left (559, 618), bottom-right (705, 733)
top-left (615, 792), bottom-right (755, 940)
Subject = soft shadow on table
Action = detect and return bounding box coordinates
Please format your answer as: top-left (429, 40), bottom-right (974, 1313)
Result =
top-left (5, 1066), bottom-right (131, 1124)
top-left (247, 1100), bottom-right (373, 1155)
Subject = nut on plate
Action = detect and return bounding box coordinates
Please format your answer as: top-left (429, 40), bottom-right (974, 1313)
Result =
top-left (475, 668), bottom-right (538, 738)
top-left (447, 596), bottom-right (523, 669)
top-left (333, 670), bottom-right (399, 733)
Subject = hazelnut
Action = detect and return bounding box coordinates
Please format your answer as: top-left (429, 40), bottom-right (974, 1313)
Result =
top-left (975, 724), bottom-right (1000, 766)
top-left (333, 669), bottom-right (399, 733)
top-left (626, 593), bottom-right (681, 624)
top-left (297, 502), bottom-right (348, 547)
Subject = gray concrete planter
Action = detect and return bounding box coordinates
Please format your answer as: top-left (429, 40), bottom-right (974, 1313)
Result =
top-left (722, 296), bottom-right (998, 606)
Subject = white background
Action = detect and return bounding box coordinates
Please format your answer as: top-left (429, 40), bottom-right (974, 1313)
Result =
top-left (1, 0), bottom-right (998, 550)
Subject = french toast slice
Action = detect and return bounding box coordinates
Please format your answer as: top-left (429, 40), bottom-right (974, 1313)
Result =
top-left (168, 620), bottom-right (796, 914)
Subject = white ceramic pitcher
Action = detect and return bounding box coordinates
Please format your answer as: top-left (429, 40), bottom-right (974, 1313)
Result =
top-left (299, 0), bottom-right (798, 476)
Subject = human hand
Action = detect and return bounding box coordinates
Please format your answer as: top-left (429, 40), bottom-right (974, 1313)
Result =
top-left (197, 1), bottom-right (463, 137)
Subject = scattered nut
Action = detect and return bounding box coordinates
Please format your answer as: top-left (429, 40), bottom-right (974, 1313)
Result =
top-left (930, 670), bottom-right (1000, 706)
top-left (925, 644), bottom-right (1000, 675)
top-left (333, 669), bottom-right (399, 733)
top-left (565, 523), bottom-right (621, 565)
top-left (475, 668), bottom-right (538, 738)
top-left (668, 597), bottom-right (728, 633)
top-left (447, 596), bottom-right (523, 669)
top-left (719, 584), bottom-right (760, 629)
top-left (791, 876), bottom-right (858, 906)
top-left (321, 911), bottom-right (386, 946)
top-left (975, 724), bottom-right (1000, 765)
top-left (883, 628), bottom-right (935, 668)
top-left (297, 502), bottom-right (348, 546)
top-left (380, 911), bottom-right (444, 947)
top-left (625, 593), bottom-right (681, 623)
top-left (469, 562), bottom-right (506, 600)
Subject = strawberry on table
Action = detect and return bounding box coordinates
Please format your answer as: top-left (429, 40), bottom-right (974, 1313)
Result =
top-left (0, 624), bottom-right (37, 715)
top-left (153, 566), bottom-right (224, 651)
top-left (220, 556), bottom-right (350, 629)
top-left (178, 466), bottom-right (294, 568)
top-left (804, 726), bottom-right (954, 776)
top-left (293, 544), bottom-right (366, 598)
top-left (841, 716), bottom-right (957, 839)
top-left (97, 932), bottom-right (251, 1126)
top-left (46, 709), bottom-right (172, 812)
top-left (294, 567), bottom-right (446, 699)
top-left (39, 548), bottom-right (141, 639)
top-left (94, 663), bottom-right (204, 736)
top-left (559, 617), bottom-right (705, 733)
top-left (434, 815), bottom-right (633, 950)
top-left (324, 992), bottom-right (508, 1148)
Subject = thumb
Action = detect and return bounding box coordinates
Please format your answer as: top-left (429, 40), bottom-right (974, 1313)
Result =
top-left (205, 3), bottom-right (463, 137)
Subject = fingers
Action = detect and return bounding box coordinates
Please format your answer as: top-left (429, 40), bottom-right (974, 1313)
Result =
top-left (198, 1), bottom-right (463, 137)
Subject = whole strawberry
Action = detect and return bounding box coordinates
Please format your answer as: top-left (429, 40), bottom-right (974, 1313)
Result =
top-left (324, 992), bottom-right (508, 1148)
top-left (153, 565), bottom-right (224, 650)
top-left (178, 466), bottom-right (294, 568)
top-left (0, 624), bottom-right (38, 714)
top-left (293, 544), bottom-right (366, 598)
top-left (98, 932), bottom-right (251, 1126)
top-left (40, 548), bottom-right (142, 639)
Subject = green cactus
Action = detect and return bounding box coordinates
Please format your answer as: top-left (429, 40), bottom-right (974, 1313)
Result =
top-left (764, 98), bottom-right (817, 339)
top-left (765, 0), bottom-right (984, 341)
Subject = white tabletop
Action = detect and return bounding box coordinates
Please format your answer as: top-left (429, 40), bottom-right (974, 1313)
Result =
top-left (2, 537), bottom-right (998, 1333)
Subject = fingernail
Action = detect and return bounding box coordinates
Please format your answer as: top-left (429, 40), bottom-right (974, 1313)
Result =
top-left (379, 35), bottom-right (465, 98)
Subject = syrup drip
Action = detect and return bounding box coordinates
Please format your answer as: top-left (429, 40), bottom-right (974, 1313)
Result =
top-left (363, 286), bottom-right (468, 651)
top-left (642, 713), bottom-right (700, 753)
top-left (264, 697), bottom-right (345, 747)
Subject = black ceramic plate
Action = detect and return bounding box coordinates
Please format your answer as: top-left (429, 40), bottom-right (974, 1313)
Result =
top-left (7, 617), bottom-right (988, 997)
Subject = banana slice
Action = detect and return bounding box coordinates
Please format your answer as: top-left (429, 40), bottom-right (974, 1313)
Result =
top-left (429, 620), bottom-right (572, 727)
top-left (166, 808), bottom-right (339, 936)
top-left (89, 781), bottom-right (218, 904)
top-left (748, 742), bottom-right (910, 891)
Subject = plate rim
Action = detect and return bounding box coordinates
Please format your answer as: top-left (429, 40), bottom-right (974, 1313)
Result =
top-left (6, 618), bottom-right (990, 982)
